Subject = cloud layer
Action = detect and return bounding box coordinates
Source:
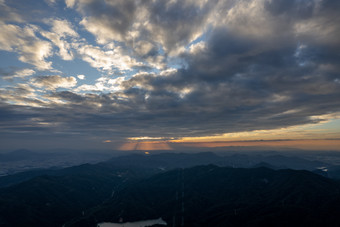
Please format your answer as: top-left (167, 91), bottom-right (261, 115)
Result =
top-left (0, 0), bottom-right (340, 149)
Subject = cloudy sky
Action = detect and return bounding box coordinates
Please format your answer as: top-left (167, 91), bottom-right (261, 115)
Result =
top-left (0, 0), bottom-right (340, 152)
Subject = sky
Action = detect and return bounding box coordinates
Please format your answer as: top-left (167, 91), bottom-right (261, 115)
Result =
top-left (0, 0), bottom-right (340, 152)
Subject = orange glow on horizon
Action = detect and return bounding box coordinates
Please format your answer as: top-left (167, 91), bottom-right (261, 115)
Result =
top-left (172, 139), bottom-right (340, 151)
top-left (119, 118), bottom-right (340, 151)
top-left (119, 139), bottom-right (340, 151)
top-left (171, 117), bottom-right (340, 143)
top-left (119, 141), bottom-right (172, 151)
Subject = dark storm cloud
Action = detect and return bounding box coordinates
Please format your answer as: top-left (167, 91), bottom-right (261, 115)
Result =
top-left (264, 0), bottom-right (315, 18)
top-left (0, 102), bottom-right (49, 135)
top-left (1, 0), bottom-right (340, 145)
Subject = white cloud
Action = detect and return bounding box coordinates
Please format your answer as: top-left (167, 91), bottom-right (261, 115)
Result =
top-left (65, 0), bottom-right (77, 8)
top-left (16, 69), bottom-right (36, 78)
top-left (77, 74), bottom-right (85, 80)
top-left (0, 23), bottom-right (22, 51)
top-left (18, 39), bottom-right (53, 70)
top-left (0, 22), bottom-right (53, 70)
top-left (74, 76), bottom-right (108, 92)
top-left (159, 68), bottom-right (178, 77)
top-left (76, 43), bottom-right (143, 72)
top-left (45, 0), bottom-right (57, 6)
top-left (31, 75), bottom-right (77, 90)
top-left (50, 19), bottom-right (78, 38)
top-left (188, 41), bottom-right (206, 55)
top-left (41, 19), bottom-right (78, 61)
top-left (75, 84), bottom-right (103, 92)
top-left (75, 76), bottom-right (126, 93)
top-left (3, 68), bottom-right (35, 80)
top-left (70, 0), bottom-right (213, 58)
top-left (80, 17), bottom-right (125, 44)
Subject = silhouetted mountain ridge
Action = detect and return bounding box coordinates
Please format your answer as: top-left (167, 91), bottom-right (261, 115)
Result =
top-left (0, 163), bottom-right (162, 226)
top-left (69, 165), bottom-right (340, 227)
top-left (0, 152), bottom-right (338, 226)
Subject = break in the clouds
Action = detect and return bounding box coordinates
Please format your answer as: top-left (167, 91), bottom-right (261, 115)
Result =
top-left (0, 0), bottom-right (340, 150)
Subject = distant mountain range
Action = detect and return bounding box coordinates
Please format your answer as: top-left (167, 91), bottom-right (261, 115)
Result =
top-left (0, 149), bottom-right (48, 162)
top-left (0, 151), bottom-right (332, 188)
top-left (0, 149), bottom-right (114, 176)
top-left (0, 149), bottom-right (116, 163)
top-left (1, 152), bottom-right (340, 226)
top-left (105, 152), bottom-right (328, 171)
